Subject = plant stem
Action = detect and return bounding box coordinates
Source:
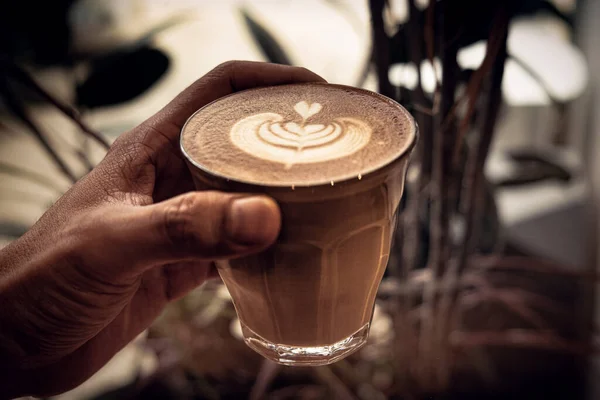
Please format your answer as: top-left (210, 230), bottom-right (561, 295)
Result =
top-left (431, 1), bottom-right (459, 280)
top-left (434, 8), bottom-right (510, 391)
top-left (313, 366), bottom-right (357, 400)
top-left (401, 0), bottom-right (429, 284)
top-left (423, 0), bottom-right (466, 389)
top-left (249, 360), bottom-right (281, 400)
top-left (457, 11), bottom-right (509, 275)
top-left (0, 76), bottom-right (78, 183)
top-left (369, 0), bottom-right (394, 98)
top-left (4, 59), bottom-right (111, 150)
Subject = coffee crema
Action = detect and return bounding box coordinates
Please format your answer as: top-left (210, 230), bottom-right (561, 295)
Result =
top-left (181, 83), bottom-right (415, 186)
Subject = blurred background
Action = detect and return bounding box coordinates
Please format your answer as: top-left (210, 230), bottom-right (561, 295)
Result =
top-left (1, 0), bottom-right (599, 399)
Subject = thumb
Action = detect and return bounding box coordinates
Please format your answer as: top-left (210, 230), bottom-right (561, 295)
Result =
top-left (140, 191), bottom-right (281, 264)
top-left (85, 191), bottom-right (281, 279)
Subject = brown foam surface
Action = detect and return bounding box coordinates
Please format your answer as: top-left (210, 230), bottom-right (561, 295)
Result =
top-left (181, 83), bottom-right (415, 186)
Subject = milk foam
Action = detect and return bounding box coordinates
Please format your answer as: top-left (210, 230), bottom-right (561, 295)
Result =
top-left (181, 83), bottom-right (416, 187)
top-left (230, 101), bottom-right (371, 168)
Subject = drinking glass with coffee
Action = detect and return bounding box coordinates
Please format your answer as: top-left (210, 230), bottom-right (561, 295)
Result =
top-left (181, 83), bottom-right (417, 366)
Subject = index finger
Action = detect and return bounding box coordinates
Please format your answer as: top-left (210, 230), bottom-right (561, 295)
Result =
top-left (148, 61), bottom-right (327, 141)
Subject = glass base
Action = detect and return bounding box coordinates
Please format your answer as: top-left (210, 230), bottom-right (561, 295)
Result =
top-left (241, 323), bottom-right (370, 366)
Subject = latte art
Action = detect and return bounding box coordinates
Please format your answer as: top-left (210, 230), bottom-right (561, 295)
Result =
top-left (230, 101), bottom-right (371, 167)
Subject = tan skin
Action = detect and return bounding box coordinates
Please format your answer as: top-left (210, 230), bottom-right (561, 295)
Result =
top-left (0, 61), bottom-right (325, 398)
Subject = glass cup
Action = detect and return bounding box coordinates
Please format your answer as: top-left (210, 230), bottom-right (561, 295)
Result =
top-left (181, 84), bottom-right (417, 366)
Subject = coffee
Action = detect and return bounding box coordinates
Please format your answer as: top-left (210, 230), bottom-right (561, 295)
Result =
top-left (181, 83), bottom-right (413, 186)
top-left (181, 83), bottom-right (416, 366)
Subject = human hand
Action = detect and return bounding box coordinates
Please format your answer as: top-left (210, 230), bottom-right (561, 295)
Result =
top-left (0, 61), bottom-right (325, 398)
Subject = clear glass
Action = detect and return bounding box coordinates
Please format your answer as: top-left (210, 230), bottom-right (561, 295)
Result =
top-left (183, 156), bottom-right (412, 366)
top-left (181, 85), bottom-right (417, 366)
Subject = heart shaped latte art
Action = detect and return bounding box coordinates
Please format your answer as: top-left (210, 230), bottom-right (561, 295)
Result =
top-left (230, 102), bottom-right (372, 167)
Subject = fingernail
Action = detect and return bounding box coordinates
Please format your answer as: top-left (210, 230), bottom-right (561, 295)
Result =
top-left (226, 196), bottom-right (280, 245)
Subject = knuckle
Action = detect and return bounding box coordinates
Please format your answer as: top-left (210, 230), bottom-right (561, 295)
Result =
top-left (215, 60), bottom-right (239, 73)
top-left (106, 133), bottom-right (127, 153)
top-left (161, 194), bottom-right (201, 253)
top-left (102, 129), bottom-right (137, 158)
top-left (160, 192), bottom-right (228, 256)
top-left (210, 60), bottom-right (247, 83)
top-left (102, 139), bottom-right (155, 195)
top-left (125, 141), bottom-right (155, 174)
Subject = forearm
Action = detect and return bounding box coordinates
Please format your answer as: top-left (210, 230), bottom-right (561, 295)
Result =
top-left (0, 244), bottom-right (25, 399)
top-left (0, 238), bottom-right (51, 400)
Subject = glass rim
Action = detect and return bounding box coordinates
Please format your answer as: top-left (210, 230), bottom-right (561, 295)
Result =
top-left (180, 83), bottom-right (419, 190)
